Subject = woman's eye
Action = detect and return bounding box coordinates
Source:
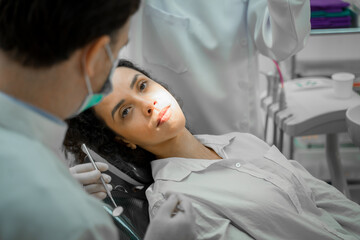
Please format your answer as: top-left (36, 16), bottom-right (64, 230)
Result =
top-left (121, 107), bottom-right (131, 118)
top-left (139, 81), bottom-right (147, 91)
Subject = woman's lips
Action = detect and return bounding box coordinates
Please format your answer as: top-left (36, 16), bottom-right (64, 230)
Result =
top-left (157, 105), bottom-right (171, 127)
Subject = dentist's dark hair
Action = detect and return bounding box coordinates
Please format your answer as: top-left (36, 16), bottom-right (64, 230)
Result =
top-left (63, 60), bottom-right (180, 171)
top-left (0, 0), bottom-right (139, 67)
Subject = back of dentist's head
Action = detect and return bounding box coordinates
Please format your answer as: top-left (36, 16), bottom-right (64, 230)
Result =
top-left (0, 0), bottom-right (139, 67)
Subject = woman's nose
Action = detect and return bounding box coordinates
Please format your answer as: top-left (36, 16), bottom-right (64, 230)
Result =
top-left (143, 100), bottom-right (157, 116)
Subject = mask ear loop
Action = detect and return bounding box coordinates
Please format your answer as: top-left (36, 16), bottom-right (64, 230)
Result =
top-left (105, 43), bottom-right (115, 63)
top-left (82, 51), bottom-right (94, 95)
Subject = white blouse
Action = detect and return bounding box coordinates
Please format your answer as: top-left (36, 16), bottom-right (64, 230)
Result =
top-left (146, 133), bottom-right (360, 240)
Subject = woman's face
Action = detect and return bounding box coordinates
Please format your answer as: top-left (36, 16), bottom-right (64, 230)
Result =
top-left (94, 67), bottom-right (186, 149)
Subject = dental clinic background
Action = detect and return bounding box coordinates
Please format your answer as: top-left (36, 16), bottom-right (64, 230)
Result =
top-left (2, 0), bottom-right (360, 239)
top-left (114, 0), bottom-right (360, 203)
top-left (261, 3), bottom-right (360, 202)
top-left (56, 0), bottom-right (360, 203)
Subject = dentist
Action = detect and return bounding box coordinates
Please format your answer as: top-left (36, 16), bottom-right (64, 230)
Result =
top-left (0, 1), bottom-right (195, 240)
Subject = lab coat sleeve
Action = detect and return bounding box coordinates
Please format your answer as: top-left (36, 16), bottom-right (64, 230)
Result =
top-left (247, 0), bottom-right (311, 61)
top-left (290, 160), bottom-right (360, 237)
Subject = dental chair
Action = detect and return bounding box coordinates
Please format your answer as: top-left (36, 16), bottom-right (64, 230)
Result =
top-left (84, 149), bottom-right (153, 240)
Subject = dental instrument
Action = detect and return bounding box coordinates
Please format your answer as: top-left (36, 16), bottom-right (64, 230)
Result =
top-left (171, 200), bottom-right (185, 218)
top-left (81, 143), bottom-right (123, 217)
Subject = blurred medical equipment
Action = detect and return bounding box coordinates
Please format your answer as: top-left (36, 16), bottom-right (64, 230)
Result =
top-left (261, 71), bottom-right (278, 143)
top-left (331, 72), bottom-right (355, 99)
top-left (346, 104), bottom-right (360, 147)
top-left (272, 60), bottom-right (288, 151)
top-left (81, 143), bottom-right (123, 216)
top-left (262, 73), bottom-right (360, 198)
top-left (261, 60), bottom-right (288, 150)
top-left (260, 71), bottom-right (276, 142)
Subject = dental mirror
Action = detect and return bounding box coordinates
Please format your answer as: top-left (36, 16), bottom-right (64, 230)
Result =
top-left (81, 143), bottom-right (124, 217)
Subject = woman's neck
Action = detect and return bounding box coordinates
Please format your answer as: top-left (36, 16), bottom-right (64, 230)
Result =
top-left (145, 129), bottom-right (221, 160)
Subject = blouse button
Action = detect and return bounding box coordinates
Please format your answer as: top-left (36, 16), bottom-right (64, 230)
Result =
top-left (235, 163), bottom-right (241, 168)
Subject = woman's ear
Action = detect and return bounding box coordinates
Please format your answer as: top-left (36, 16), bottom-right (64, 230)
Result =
top-left (126, 142), bottom-right (137, 150)
top-left (115, 136), bottom-right (137, 150)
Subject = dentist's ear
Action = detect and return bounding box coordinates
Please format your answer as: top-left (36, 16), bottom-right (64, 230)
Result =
top-left (82, 35), bottom-right (111, 78)
top-left (115, 136), bottom-right (137, 150)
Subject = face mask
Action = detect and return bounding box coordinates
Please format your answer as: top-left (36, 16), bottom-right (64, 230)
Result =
top-left (73, 43), bottom-right (120, 116)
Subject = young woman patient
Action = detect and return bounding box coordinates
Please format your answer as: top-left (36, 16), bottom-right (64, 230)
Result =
top-left (64, 60), bottom-right (360, 240)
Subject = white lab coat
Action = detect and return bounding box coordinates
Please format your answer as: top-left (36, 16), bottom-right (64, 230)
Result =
top-left (120, 0), bottom-right (311, 137)
top-left (0, 92), bottom-right (118, 240)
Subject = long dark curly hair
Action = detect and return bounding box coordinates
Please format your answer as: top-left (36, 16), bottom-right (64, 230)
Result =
top-left (62, 59), bottom-right (184, 171)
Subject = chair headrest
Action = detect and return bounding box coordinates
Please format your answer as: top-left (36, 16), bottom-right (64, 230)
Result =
top-left (85, 148), bottom-right (153, 185)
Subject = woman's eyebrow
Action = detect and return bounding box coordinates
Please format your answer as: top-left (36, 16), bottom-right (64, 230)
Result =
top-left (130, 74), bottom-right (141, 89)
top-left (111, 99), bottom-right (125, 120)
top-left (111, 73), bottom-right (142, 120)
